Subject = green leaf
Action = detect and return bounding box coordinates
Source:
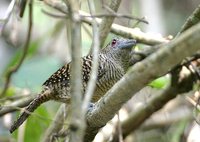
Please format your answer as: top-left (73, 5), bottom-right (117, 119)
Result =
top-left (149, 76), bottom-right (169, 89)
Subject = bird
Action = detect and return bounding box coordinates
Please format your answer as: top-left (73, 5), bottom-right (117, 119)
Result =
top-left (9, 37), bottom-right (137, 133)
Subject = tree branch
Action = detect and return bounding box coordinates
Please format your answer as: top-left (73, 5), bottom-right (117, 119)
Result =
top-left (65, 1), bottom-right (84, 142)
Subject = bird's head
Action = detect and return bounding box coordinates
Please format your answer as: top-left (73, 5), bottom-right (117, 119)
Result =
top-left (103, 37), bottom-right (136, 55)
top-left (102, 37), bottom-right (137, 70)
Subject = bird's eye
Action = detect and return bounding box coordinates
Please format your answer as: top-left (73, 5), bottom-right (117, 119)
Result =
top-left (111, 39), bottom-right (117, 47)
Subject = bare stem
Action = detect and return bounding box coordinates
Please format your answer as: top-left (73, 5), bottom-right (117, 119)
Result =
top-left (82, 0), bottom-right (99, 115)
top-left (66, 0), bottom-right (84, 142)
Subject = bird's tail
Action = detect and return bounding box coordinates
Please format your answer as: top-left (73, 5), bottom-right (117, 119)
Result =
top-left (9, 89), bottom-right (52, 133)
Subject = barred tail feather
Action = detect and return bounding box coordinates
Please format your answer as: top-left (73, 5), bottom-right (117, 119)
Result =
top-left (9, 89), bottom-right (52, 133)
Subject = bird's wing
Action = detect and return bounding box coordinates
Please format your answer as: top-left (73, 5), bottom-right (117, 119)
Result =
top-left (42, 63), bottom-right (71, 88)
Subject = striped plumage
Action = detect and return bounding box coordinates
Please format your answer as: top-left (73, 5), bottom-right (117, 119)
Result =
top-left (10, 37), bottom-right (136, 133)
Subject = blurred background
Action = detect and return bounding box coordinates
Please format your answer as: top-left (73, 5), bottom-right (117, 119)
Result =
top-left (0, 0), bottom-right (200, 142)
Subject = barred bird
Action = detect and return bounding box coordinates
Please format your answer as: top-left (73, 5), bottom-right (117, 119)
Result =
top-left (9, 37), bottom-right (137, 133)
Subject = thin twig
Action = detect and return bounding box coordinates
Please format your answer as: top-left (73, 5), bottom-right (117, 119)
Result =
top-left (0, 95), bottom-right (35, 116)
top-left (82, 0), bottom-right (99, 115)
top-left (0, 0), bottom-right (33, 98)
top-left (82, 13), bottom-right (148, 24)
top-left (43, 0), bottom-right (168, 45)
top-left (103, 4), bottom-right (148, 24)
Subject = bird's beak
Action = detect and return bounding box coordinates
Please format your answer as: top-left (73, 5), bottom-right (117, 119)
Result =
top-left (119, 39), bottom-right (137, 49)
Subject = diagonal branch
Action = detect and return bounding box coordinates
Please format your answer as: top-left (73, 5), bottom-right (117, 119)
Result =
top-left (111, 68), bottom-right (196, 141)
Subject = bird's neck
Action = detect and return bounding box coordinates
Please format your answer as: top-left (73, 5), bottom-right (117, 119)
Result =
top-left (100, 52), bottom-right (131, 72)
